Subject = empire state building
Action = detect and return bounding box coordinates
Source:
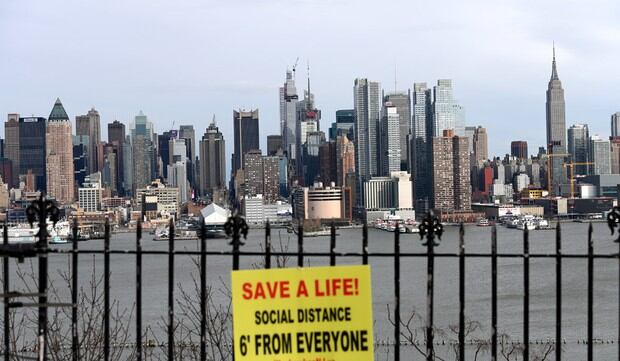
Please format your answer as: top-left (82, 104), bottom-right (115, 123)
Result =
top-left (546, 46), bottom-right (567, 195)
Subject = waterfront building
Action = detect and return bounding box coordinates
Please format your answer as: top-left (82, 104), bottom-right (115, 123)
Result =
top-left (432, 129), bottom-right (471, 212)
top-left (354, 78), bottom-right (381, 207)
top-left (546, 46), bottom-right (568, 194)
top-left (411, 83), bottom-right (433, 214)
top-left (78, 173), bottom-right (103, 212)
top-left (46, 99), bottom-right (75, 203)
top-left (612, 112), bottom-right (620, 137)
top-left (362, 171), bottom-right (414, 222)
top-left (5, 114), bottom-right (19, 187)
top-left (75, 108), bottom-right (101, 173)
top-left (383, 91), bottom-right (411, 170)
top-left (511, 141), bottom-right (528, 160)
top-left (590, 135), bottom-right (611, 175)
top-left (567, 124), bottom-right (591, 176)
top-left (232, 109), bottom-right (259, 175)
top-left (380, 105), bottom-right (401, 175)
top-left (199, 120), bottom-right (226, 197)
top-left (135, 179), bottom-right (179, 218)
top-left (293, 182), bottom-right (344, 220)
top-left (279, 70), bottom-right (299, 159)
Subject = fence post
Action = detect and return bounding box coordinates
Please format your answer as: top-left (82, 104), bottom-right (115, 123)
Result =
top-left (556, 222), bottom-right (562, 361)
top-left (3, 221), bottom-right (9, 361)
top-left (362, 221), bottom-right (368, 266)
top-left (491, 225), bottom-right (497, 361)
top-left (104, 219), bottom-right (110, 361)
top-left (523, 227), bottom-right (529, 361)
top-left (587, 223), bottom-right (593, 361)
top-left (418, 211), bottom-right (443, 361)
top-left (200, 217), bottom-right (207, 361)
top-left (168, 218), bottom-right (175, 360)
top-left (26, 194), bottom-right (59, 361)
top-left (71, 218), bottom-right (79, 361)
top-left (297, 221), bottom-right (304, 267)
top-left (225, 210), bottom-right (248, 272)
top-left (265, 221), bottom-right (271, 269)
top-left (225, 210), bottom-right (248, 361)
top-left (330, 221), bottom-right (336, 266)
top-left (459, 223), bottom-right (465, 360)
top-left (394, 221), bottom-right (400, 361)
top-left (136, 220), bottom-right (143, 361)
top-left (606, 206), bottom-right (620, 361)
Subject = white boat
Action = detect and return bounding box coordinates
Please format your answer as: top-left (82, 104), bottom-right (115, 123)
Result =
top-left (477, 218), bottom-right (491, 227)
top-left (5, 225), bottom-right (37, 243)
top-left (516, 220), bottom-right (536, 231)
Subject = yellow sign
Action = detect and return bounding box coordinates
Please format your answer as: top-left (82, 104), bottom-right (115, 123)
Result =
top-left (231, 265), bottom-right (374, 361)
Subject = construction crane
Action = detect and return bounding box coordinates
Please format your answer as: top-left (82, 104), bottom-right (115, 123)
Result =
top-left (562, 162), bottom-right (594, 198)
top-left (291, 57), bottom-right (299, 77)
top-left (545, 152), bottom-right (570, 195)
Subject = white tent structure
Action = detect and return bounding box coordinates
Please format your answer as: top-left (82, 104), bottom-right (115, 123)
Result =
top-left (200, 203), bottom-right (230, 226)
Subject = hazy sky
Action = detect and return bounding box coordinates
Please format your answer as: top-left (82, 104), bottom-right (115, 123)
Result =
top-left (1, 0), bottom-right (619, 160)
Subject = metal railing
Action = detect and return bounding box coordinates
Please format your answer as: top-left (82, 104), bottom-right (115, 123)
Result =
top-left (1, 195), bottom-right (620, 361)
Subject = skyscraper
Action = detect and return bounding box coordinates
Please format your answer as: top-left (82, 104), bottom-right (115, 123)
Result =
top-left (46, 98), bottom-right (75, 203)
top-left (19, 116), bottom-right (47, 192)
top-left (335, 134), bottom-right (356, 188)
top-left (267, 135), bottom-right (282, 156)
top-left (131, 112), bottom-right (154, 192)
top-left (330, 109), bottom-right (355, 141)
top-left (243, 150), bottom-right (263, 197)
top-left (546, 46), bottom-right (567, 194)
top-left (433, 79), bottom-right (465, 137)
top-left (5, 114), bottom-right (20, 187)
top-left (179, 125), bottom-right (196, 189)
top-left (107, 120), bottom-right (126, 193)
top-left (590, 135), bottom-right (611, 175)
top-left (510, 141), bottom-right (528, 160)
top-left (380, 105), bottom-right (401, 175)
top-left (354, 78), bottom-right (380, 206)
top-left (199, 120), bottom-right (226, 197)
top-left (432, 130), bottom-right (471, 212)
top-left (411, 83), bottom-right (433, 213)
top-left (280, 70), bottom-right (299, 159)
top-left (611, 112), bottom-right (620, 137)
top-left (472, 126), bottom-right (488, 165)
top-left (75, 108), bottom-right (101, 173)
top-left (383, 91), bottom-right (411, 170)
top-left (158, 131), bottom-right (173, 178)
top-left (262, 155), bottom-right (281, 203)
top-left (567, 124), bottom-right (590, 176)
top-left (232, 109), bottom-right (260, 175)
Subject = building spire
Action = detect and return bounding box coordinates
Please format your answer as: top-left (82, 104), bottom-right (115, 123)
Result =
top-left (551, 42), bottom-right (559, 80)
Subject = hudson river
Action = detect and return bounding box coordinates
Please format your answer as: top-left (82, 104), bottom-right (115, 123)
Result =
top-left (12, 221), bottom-right (620, 360)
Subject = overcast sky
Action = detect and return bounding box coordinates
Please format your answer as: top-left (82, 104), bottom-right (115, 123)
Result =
top-left (1, 0), bottom-right (619, 160)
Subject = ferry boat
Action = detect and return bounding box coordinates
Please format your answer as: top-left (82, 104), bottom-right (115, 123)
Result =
top-left (476, 218), bottom-right (491, 227)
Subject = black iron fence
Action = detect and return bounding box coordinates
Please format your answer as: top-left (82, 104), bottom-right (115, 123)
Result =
top-left (1, 195), bottom-right (620, 361)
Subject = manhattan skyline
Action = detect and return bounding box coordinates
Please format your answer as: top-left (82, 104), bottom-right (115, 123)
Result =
top-left (1, 0), bottom-right (619, 162)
